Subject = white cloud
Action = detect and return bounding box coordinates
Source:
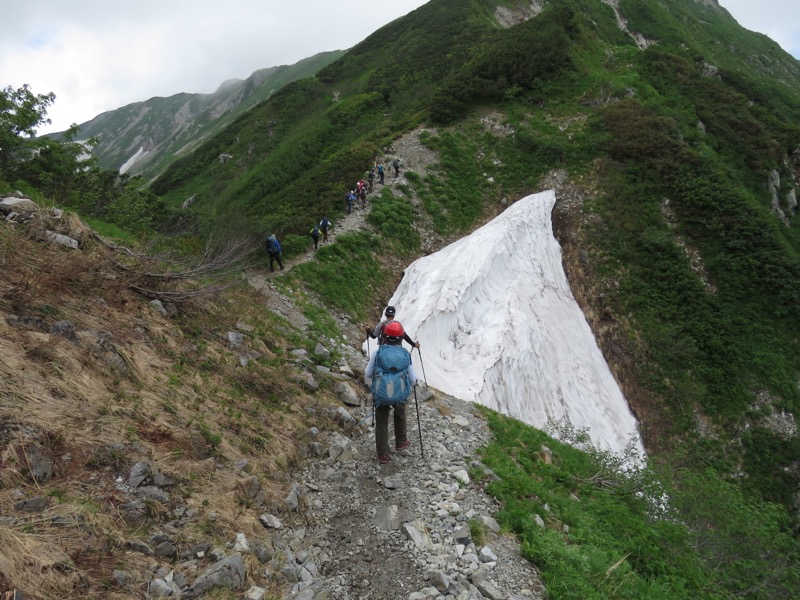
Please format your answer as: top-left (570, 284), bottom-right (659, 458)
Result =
top-left (1, 1), bottom-right (430, 134)
top-left (718, 0), bottom-right (800, 57)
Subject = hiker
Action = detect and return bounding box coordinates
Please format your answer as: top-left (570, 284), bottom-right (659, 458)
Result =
top-left (310, 223), bottom-right (320, 250)
top-left (366, 305), bottom-right (420, 349)
top-left (356, 180), bottom-right (367, 208)
top-left (346, 190), bottom-right (355, 214)
top-left (319, 216), bottom-right (331, 243)
top-left (265, 234), bottom-right (284, 272)
top-left (392, 157), bottom-right (401, 177)
top-left (365, 321), bottom-right (418, 464)
top-left (368, 167), bottom-right (375, 192)
top-left (377, 162), bottom-right (385, 185)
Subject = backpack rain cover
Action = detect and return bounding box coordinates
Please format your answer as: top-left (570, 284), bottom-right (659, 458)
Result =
top-left (370, 345), bottom-right (412, 405)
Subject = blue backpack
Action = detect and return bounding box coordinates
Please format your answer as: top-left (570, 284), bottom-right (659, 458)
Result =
top-left (370, 345), bottom-right (412, 406)
top-left (266, 236), bottom-right (281, 255)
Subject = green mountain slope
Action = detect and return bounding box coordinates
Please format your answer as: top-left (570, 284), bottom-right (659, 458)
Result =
top-left (55, 51), bottom-right (344, 181)
top-left (149, 0), bottom-right (800, 515)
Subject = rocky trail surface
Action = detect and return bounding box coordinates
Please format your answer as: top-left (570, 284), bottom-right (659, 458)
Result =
top-left (295, 387), bottom-right (543, 600)
top-left (256, 372), bottom-right (546, 600)
top-left (236, 130), bottom-right (545, 599)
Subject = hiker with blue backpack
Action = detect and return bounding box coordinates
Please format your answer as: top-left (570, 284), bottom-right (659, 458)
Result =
top-left (310, 223), bottom-right (320, 251)
top-left (366, 305), bottom-right (420, 349)
top-left (365, 321), bottom-right (418, 464)
top-left (265, 234), bottom-right (283, 272)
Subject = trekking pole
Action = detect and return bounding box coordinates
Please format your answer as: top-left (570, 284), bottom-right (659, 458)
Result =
top-left (416, 347), bottom-right (429, 386)
top-left (414, 386), bottom-right (424, 458)
top-left (366, 335), bottom-right (375, 427)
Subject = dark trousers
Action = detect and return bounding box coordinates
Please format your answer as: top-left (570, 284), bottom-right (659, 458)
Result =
top-left (321, 227), bottom-right (328, 242)
top-left (379, 171), bottom-right (384, 184)
top-left (375, 403), bottom-right (407, 456)
top-left (312, 234), bottom-right (319, 249)
top-left (269, 253), bottom-right (283, 272)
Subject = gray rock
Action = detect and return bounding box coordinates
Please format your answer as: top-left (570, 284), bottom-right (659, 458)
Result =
top-left (477, 580), bottom-right (507, 600)
top-left (128, 460), bottom-right (151, 487)
top-left (227, 331), bottom-right (245, 348)
top-left (245, 586), bottom-right (267, 600)
top-left (136, 486), bottom-right (170, 504)
top-left (285, 483), bottom-right (303, 511)
top-left (128, 540), bottom-right (153, 555)
top-left (186, 553), bottom-right (246, 598)
top-left (402, 519), bottom-right (431, 550)
top-left (14, 495), bottom-right (49, 512)
top-left (148, 578), bottom-right (175, 597)
top-left (479, 546), bottom-right (498, 563)
top-left (335, 381), bottom-right (361, 407)
top-left (0, 197), bottom-right (37, 215)
top-left (453, 525), bottom-right (472, 545)
top-left (260, 514), bottom-right (283, 529)
top-left (149, 299), bottom-right (167, 317)
top-left (155, 541), bottom-right (177, 558)
top-left (479, 515), bottom-right (501, 534)
top-left (45, 230), bottom-right (79, 249)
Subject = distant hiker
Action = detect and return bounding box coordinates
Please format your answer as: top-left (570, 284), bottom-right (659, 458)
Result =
top-left (310, 223), bottom-right (320, 250)
top-left (392, 158), bottom-right (401, 177)
top-left (356, 180), bottom-right (367, 208)
top-left (366, 305), bottom-right (420, 349)
top-left (377, 162), bottom-right (385, 185)
top-left (365, 321), bottom-right (418, 464)
top-left (368, 167), bottom-right (375, 192)
top-left (265, 234), bottom-right (284, 272)
top-left (319, 216), bottom-right (330, 243)
top-left (346, 190), bottom-right (355, 214)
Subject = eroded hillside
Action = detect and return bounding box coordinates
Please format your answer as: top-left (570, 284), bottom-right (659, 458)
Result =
top-left (0, 207), bottom-right (360, 598)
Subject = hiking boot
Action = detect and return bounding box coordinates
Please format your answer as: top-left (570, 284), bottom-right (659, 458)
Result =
top-left (377, 454), bottom-right (390, 464)
top-left (395, 440), bottom-right (411, 451)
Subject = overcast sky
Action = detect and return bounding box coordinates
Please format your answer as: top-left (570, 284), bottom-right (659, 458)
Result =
top-left (2, 0), bottom-right (798, 135)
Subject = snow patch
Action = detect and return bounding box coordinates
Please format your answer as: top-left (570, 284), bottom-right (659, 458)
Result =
top-left (387, 191), bottom-right (643, 457)
top-left (119, 147), bottom-right (149, 174)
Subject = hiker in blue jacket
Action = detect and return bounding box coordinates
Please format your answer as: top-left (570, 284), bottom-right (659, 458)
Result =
top-left (265, 234), bottom-right (283, 272)
top-left (365, 321), bottom-right (418, 464)
top-left (366, 305), bottom-right (420, 348)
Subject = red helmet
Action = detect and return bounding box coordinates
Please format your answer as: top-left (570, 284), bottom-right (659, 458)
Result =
top-left (383, 321), bottom-right (404, 339)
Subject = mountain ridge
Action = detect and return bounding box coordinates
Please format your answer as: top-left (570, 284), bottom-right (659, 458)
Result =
top-left (53, 50), bottom-right (344, 181)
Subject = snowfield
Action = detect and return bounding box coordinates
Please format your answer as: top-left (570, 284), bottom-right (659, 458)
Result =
top-left (386, 190), bottom-right (644, 457)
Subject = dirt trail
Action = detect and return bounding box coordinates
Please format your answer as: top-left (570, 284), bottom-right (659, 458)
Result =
top-left (244, 127), bottom-right (441, 336)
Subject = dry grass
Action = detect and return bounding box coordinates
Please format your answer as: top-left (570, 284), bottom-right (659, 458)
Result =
top-left (0, 213), bottom-right (342, 598)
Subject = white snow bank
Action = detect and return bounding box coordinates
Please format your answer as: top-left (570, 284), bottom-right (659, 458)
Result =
top-left (388, 191), bottom-right (643, 457)
top-left (119, 147), bottom-right (149, 174)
